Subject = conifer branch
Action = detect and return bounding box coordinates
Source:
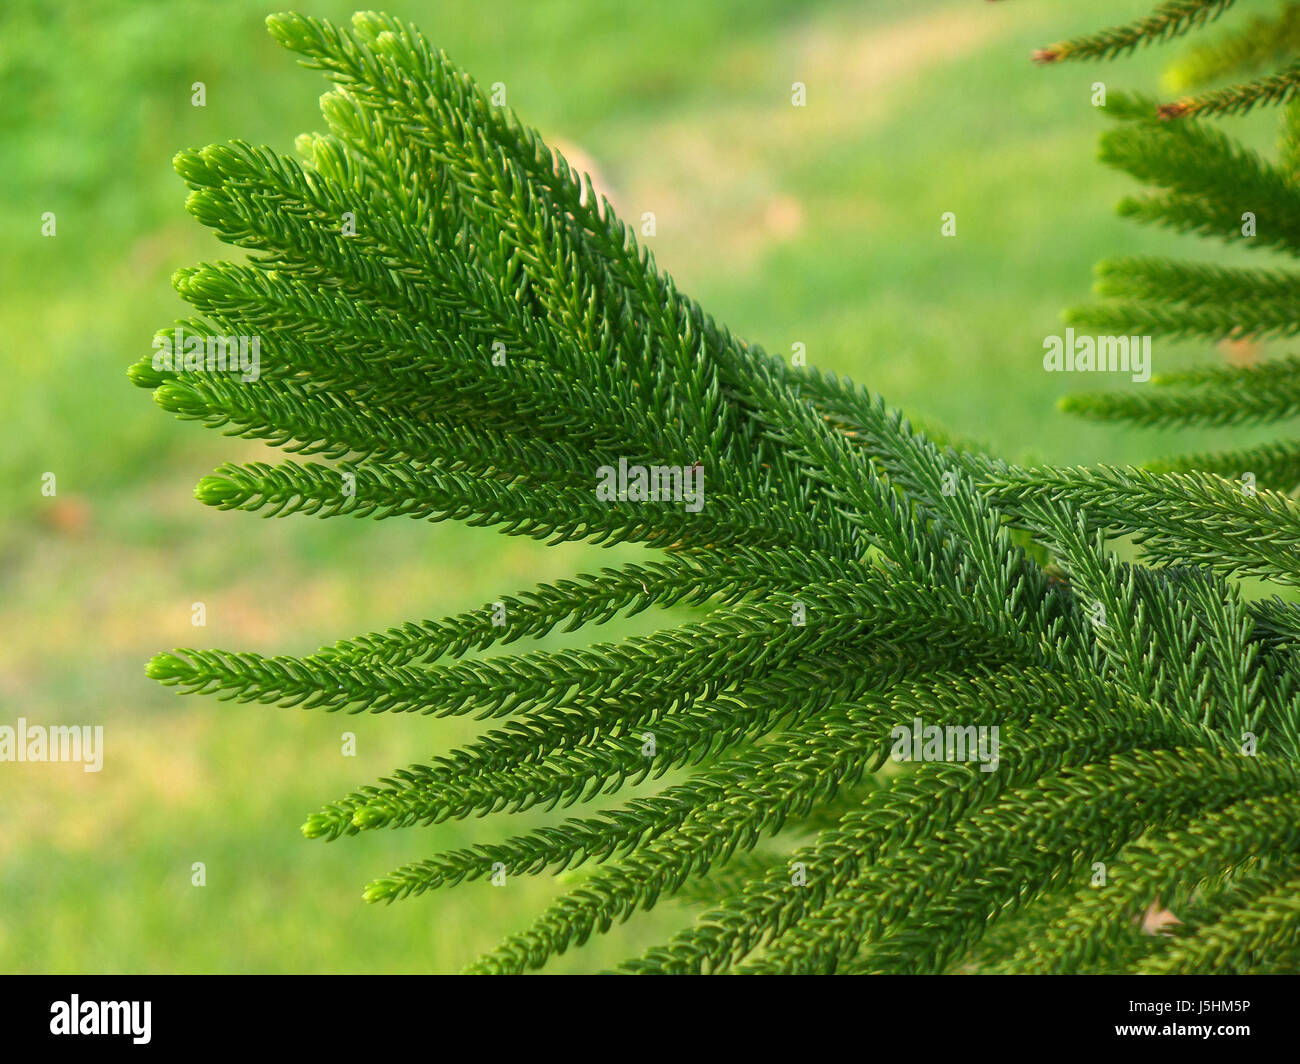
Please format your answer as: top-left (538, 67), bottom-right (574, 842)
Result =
top-left (133, 9), bottom-right (1300, 975)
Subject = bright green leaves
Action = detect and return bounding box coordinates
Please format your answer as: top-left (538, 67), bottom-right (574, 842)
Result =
top-left (137, 10), bottom-right (1300, 975)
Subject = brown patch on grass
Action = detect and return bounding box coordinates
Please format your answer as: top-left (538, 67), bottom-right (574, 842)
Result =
top-left (796, 4), bottom-right (1006, 98)
top-left (614, 3), bottom-right (1008, 272)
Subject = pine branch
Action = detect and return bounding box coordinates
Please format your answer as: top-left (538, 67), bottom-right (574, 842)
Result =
top-left (1068, 257), bottom-right (1300, 341)
top-left (1146, 437), bottom-right (1300, 491)
top-left (1011, 792), bottom-right (1300, 972)
top-left (130, 9), bottom-right (1300, 975)
top-left (1167, 3), bottom-right (1300, 90)
top-left (1059, 353), bottom-right (1300, 426)
top-left (1033, 1), bottom-right (1238, 65)
top-left (746, 748), bottom-right (1296, 974)
top-left (1160, 61), bottom-right (1300, 118)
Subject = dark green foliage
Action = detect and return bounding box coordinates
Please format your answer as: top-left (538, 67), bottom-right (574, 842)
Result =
top-left (1053, 4), bottom-right (1300, 492)
top-left (135, 9), bottom-right (1300, 973)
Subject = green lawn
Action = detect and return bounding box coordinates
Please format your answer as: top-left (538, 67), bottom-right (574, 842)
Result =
top-left (1, 0), bottom-right (1290, 972)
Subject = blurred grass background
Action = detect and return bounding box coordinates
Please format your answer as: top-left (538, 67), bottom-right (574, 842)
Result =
top-left (1, 0), bottom-right (1291, 972)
